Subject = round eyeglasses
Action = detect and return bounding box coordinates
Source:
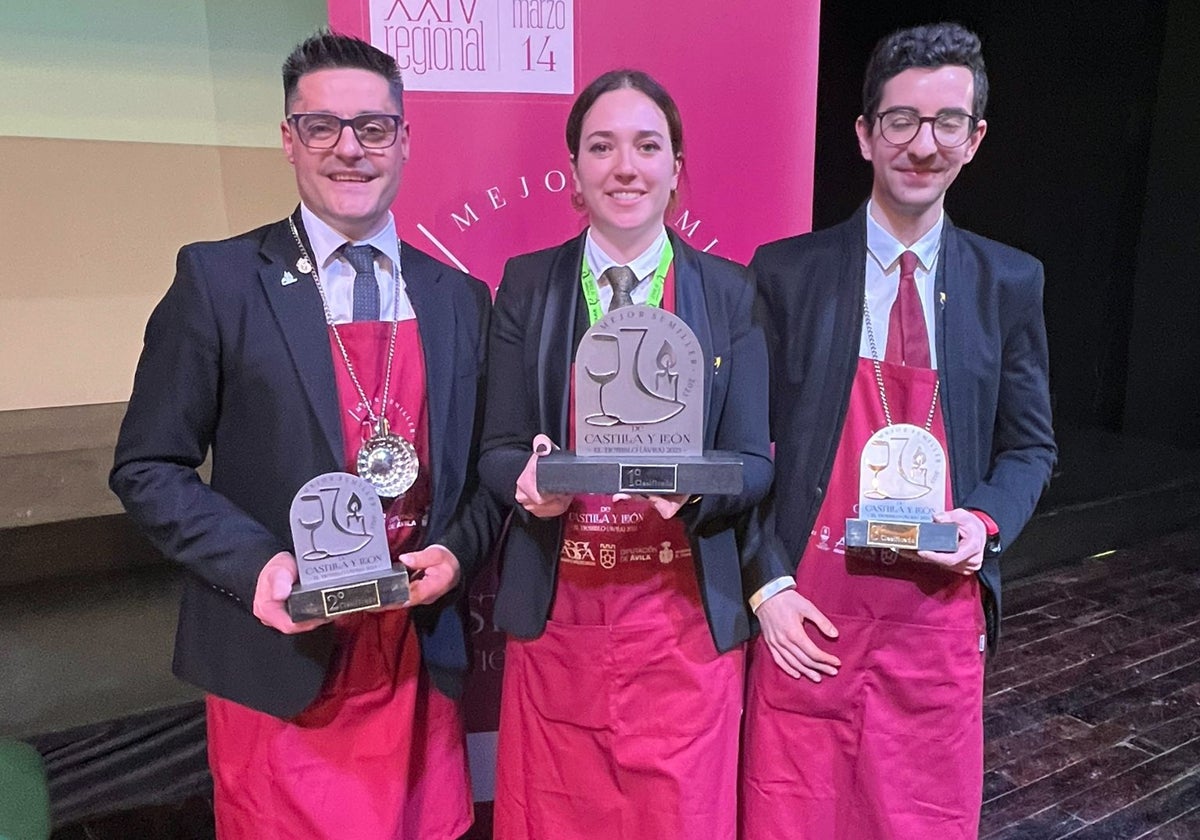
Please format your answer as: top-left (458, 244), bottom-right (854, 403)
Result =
top-left (876, 108), bottom-right (979, 148)
top-left (288, 113), bottom-right (403, 150)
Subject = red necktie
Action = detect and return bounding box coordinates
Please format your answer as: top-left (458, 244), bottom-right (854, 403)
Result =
top-left (885, 250), bottom-right (930, 367)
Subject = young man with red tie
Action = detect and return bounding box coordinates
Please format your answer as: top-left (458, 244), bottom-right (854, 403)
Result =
top-left (742, 22), bottom-right (1056, 839)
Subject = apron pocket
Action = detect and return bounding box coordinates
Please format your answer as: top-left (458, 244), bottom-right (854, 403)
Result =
top-left (523, 620), bottom-right (613, 730)
top-left (862, 618), bottom-right (984, 738)
top-left (753, 613), bottom-right (869, 722)
top-left (611, 620), bottom-right (741, 738)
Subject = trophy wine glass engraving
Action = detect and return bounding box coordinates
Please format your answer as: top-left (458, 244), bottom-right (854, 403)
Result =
top-left (584, 333), bottom-right (621, 426)
top-left (865, 439), bottom-right (890, 499)
top-left (297, 494), bottom-right (328, 560)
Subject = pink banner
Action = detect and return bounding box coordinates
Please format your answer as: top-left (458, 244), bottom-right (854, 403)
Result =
top-left (328, 0), bottom-right (819, 283)
top-left (326, 0), bottom-right (820, 803)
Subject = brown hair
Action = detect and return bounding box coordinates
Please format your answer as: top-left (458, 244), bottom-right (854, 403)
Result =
top-left (565, 69), bottom-right (684, 211)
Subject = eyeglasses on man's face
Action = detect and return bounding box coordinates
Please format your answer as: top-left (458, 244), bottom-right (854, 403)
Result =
top-left (875, 108), bottom-right (979, 148)
top-left (288, 113), bottom-right (403, 150)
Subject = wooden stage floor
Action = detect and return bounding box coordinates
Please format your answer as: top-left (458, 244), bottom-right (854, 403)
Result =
top-left (50, 525), bottom-right (1200, 839)
top-left (979, 525), bottom-right (1200, 839)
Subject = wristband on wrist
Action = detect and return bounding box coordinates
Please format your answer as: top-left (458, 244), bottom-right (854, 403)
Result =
top-left (749, 576), bottom-right (797, 613)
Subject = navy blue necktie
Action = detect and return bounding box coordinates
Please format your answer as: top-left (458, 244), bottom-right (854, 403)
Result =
top-left (342, 244), bottom-right (380, 322)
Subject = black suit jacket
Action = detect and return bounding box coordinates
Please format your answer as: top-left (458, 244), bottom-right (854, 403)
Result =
top-left (478, 231), bottom-right (773, 652)
top-left (750, 207), bottom-right (1056, 645)
top-left (110, 214), bottom-right (501, 717)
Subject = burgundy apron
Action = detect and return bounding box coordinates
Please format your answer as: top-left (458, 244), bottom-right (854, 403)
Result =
top-left (494, 270), bottom-right (745, 840)
top-left (207, 320), bottom-right (472, 840)
top-left (741, 356), bottom-right (985, 840)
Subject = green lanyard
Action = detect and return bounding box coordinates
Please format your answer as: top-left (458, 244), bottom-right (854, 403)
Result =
top-left (580, 237), bottom-right (675, 326)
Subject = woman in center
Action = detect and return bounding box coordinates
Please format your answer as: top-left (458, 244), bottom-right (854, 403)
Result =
top-left (479, 69), bottom-right (772, 839)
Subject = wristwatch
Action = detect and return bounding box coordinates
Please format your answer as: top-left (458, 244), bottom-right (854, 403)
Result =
top-left (984, 530), bottom-right (1002, 558)
top-left (971, 509), bottom-right (1002, 559)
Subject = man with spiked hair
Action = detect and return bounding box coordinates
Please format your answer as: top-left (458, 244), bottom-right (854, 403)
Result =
top-left (742, 22), bottom-right (1055, 838)
top-left (112, 30), bottom-right (499, 838)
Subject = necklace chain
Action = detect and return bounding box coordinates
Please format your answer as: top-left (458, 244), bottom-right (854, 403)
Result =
top-left (288, 215), bottom-right (401, 434)
top-left (862, 295), bottom-right (940, 431)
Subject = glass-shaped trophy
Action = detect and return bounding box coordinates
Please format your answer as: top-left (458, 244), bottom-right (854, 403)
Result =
top-left (844, 423), bottom-right (958, 551)
top-left (537, 305), bottom-right (742, 495)
top-left (286, 472), bottom-right (409, 620)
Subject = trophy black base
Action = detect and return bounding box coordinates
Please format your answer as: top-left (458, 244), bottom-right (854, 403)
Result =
top-left (845, 518), bottom-right (959, 552)
top-left (287, 565), bottom-right (410, 621)
top-left (537, 450), bottom-right (743, 495)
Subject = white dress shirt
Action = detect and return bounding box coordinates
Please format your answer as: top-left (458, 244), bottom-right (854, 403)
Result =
top-left (300, 204), bottom-right (415, 324)
top-left (584, 226), bottom-right (669, 311)
top-left (860, 200), bottom-right (942, 367)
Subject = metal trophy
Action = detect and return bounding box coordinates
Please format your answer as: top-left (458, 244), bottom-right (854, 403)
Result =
top-left (845, 423), bottom-right (958, 552)
top-left (286, 472), bottom-right (409, 621)
top-left (537, 304), bottom-right (742, 495)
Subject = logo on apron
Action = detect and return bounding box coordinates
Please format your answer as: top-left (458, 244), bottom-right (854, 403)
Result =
top-left (599, 543), bottom-right (617, 569)
top-left (561, 540), bottom-right (595, 565)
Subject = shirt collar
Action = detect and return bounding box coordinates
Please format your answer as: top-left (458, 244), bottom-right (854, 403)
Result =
top-left (299, 204), bottom-right (402, 277)
top-left (585, 226), bottom-right (668, 286)
top-left (865, 199), bottom-right (943, 274)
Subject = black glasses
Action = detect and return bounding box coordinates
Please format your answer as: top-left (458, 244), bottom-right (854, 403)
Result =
top-left (876, 108), bottom-right (979, 148)
top-left (288, 113), bottom-right (403, 149)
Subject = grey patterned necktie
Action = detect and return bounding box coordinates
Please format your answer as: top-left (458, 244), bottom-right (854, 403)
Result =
top-left (603, 264), bottom-right (638, 312)
top-left (342, 244), bottom-right (380, 322)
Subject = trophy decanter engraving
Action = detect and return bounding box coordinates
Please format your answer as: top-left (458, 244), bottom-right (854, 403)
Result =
top-left (584, 327), bottom-right (685, 427)
top-left (880, 435), bottom-right (933, 500)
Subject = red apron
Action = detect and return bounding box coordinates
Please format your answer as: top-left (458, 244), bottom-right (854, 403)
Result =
top-left (494, 273), bottom-right (745, 840)
top-left (741, 357), bottom-right (985, 840)
top-left (207, 320), bottom-right (472, 840)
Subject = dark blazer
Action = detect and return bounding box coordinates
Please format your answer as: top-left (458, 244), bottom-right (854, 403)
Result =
top-left (750, 206), bottom-right (1056, 646)
top-left (110, 214), bottom-right (501, 718)
top-left (478, 231), bottom-right (773, 653)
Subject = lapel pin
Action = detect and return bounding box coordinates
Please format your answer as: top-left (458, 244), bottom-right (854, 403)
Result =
top-left (714, 356), bottom-right (722, 371)
top-left (939, 291), bottom-right (946, 305)
top-left (281, 271), bottom-right (299, 287)
top-left (296, 257), bottom-right (313, 274)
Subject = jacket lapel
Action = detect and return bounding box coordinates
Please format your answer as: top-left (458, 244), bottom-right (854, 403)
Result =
top-left (404, 247), bottom-right (453, 516)
top-left (835, 207), bottom-right (870, 390)
top-left (935, 218), bottom-right (965, 502)
top-left (538, 233), bottom-right (584, 444)
top-left (258, 215), bottom-right (343, 466)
